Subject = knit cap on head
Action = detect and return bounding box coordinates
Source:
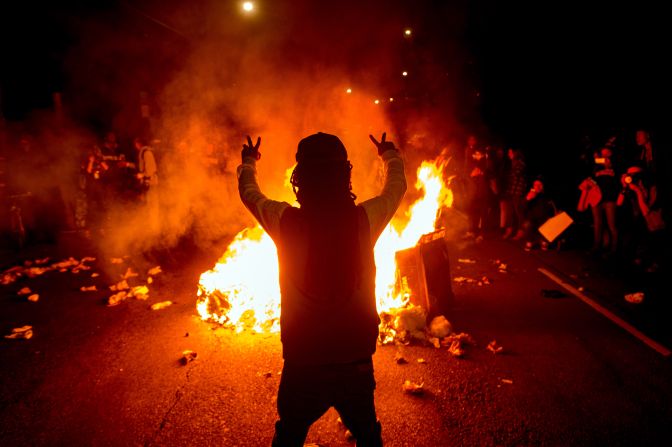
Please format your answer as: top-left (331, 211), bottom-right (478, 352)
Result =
top-left (296, 132), bottom-right (347, 163)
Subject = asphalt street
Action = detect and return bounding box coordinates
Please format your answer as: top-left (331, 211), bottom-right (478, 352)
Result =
top-left (1, 233), bottom-right (671, 446)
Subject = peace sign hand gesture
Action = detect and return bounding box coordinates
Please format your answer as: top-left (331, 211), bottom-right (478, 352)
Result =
top-left (242, 136), bottom-right (261, 161)
top-left (369, 132), bottom-right (397, 156)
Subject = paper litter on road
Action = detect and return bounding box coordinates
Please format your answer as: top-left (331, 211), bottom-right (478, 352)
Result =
top-left (110, 258), bottom-right (124, 264)
top-left (130, 285), bottom-right (149, 300)
top-left (624, 292), bottom-right (644, 304)
top-left (458, 258), bottom-right (476, 264)
top-left (147, 266), bottom-right (162, 276)
top-left (108, 291), bottom-right (128, 306)
top-left (150, 301), bottom-right (173, 310)
top-left (487, 340), bottom-right (504, 354)
top-left (80, 286), bottom-right (97, 292)
top-left (121, 267), bottom-right (138, 280)
top-left (27, 294), bottom-right (39, 302)
top-left (402, 380), bottom-right (425, 395)
top-left (109, 280), bottom-right (129, 291)
top-left (5, 325), bottom-right (33, 340)
top-left (428, 315), bottom-right (452, 338)
top-left (17, 287), bottom-right (32, 295)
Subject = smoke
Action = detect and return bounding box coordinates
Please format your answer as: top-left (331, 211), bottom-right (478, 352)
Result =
top-left (53, 0), bottom-right (474, 256)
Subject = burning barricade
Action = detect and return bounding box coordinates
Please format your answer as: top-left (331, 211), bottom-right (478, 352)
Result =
top-left (196, 161), bottom-right (457, 347)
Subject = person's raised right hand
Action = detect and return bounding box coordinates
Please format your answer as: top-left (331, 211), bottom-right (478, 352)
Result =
top-left (369, 132), bottom-right (397, 156)
top-left (242, 136), bottom-right (261, 161)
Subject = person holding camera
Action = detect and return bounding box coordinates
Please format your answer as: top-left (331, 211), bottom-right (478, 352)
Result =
top-left (238, 132), bottom-right (406, 446)
top-left (617, 165), bottom-right (665, 271)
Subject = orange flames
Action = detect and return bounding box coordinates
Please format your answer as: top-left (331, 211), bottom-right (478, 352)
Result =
top-left (196, 159), bottom-right (452, 332)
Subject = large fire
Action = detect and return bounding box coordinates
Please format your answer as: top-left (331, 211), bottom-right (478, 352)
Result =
top-left (197, 159), bottom-right (452, 333)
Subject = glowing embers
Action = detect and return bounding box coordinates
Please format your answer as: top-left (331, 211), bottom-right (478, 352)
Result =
top-left (196, 160), bottom-right (452, 335)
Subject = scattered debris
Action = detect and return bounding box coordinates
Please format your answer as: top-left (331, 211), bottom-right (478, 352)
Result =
top-left (80, 286), bottom-right (98, 292)
top-left (444, 332), bottom-right (476, 346)
top-left (27, 294), bottom-right (39, 302)
top-left (181, 350), bottom-right (198, 365)
top-left (448, 340), bottom-right (465, 357)
top-left (417, 358), bottom-right (427, 364)
top-left (445, 332), bottom-right (476, 358)
top-left (150, 301), bottom-right (173, 310)
top-left (121, 268), bottom-right (138, 280)
top-left (541, 289), bottom-right (567, 299)
top-left (109, 280), bottom-right (129, 292)
top-left (379, 305), bottom-right (427, 344)
top-left (147, 266), bottom-right (162, 276)
top-left (458, 258), bottom-right (476, 264)
top-left (17, 287), bottom-right (32, 296)
top-left (130, 285), bottom-right (149, 300)
top-left (625, 292), bottom-right (644, 304)
top-left (111, 258), bottom-right (124, 264)
top-left (402, 380), bottom-right (425, 395)
top-left (478, 276), bottom-right (491, 286)
top-left (497, 262), bottom-right (508, 272)
top-left (578, 286), bottom-right (585, 292)
top-left (501, 378), bottom-right (513, 385)
top-left (147, 277), bottom-right (153, 284)
top-left (1, 257), bottom-right (96, 285)
top-left (108, 292), bottom-right (128, 306)
top-left (428, 315), bottom-right (452, 338)
top-left (453, 276), bottom-right (475, 285)
top-left (91, 273), bottom-right (100, 278)
top-left (487, 340), bottom-right (504, 354)
top-left (5, 325), bottom-right (33, 340)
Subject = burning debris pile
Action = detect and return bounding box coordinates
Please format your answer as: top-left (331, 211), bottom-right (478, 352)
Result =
top-left (196, 161), bottom-right (454, 342)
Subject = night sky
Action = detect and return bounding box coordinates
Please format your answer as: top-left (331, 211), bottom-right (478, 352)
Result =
top-left (1, 1), bottom-right (669, 169)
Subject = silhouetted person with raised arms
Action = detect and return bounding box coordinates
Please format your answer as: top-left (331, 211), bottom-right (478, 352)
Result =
top-left (238, 132), bottom-right (406, 446)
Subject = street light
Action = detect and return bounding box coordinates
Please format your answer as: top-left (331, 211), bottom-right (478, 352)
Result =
top-left (242, 1), bottom-right (254, 13)
top-left (402, 71), bottom-right (408, 77)
top-left (404, 28), bottom-right (412, 37)
top-left (346, 88), bottom-right (352, 94)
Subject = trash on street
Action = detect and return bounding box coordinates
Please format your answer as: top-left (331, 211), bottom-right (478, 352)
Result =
top-left (487, 340), bottom-right (504, 354)
top-left (402, 380), bottom-right (425, 395)
top-left (428, 315), bottom-right (452, 338)
top-left (108, 291), bottom-right (128, 306)
top-left (150, 301), bottom-right (173, 310)
top-left (625, 292), bottom-right (644, 304)
top-left (5, 325), bottom-right (33, 340)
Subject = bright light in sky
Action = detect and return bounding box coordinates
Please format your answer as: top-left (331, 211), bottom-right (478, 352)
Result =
top-left (404, 28), bottom-right (412, 36)
top-left (242, 2), bottom-right (254, 12)
top-left (374, 99), bottom-right (380, 105)
top-left (346, 88), bottom-right (352, 94)
top-left (402, 71), bottom-right (408, 77)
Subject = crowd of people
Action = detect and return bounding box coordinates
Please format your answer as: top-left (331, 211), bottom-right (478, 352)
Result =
top-left (1, 122), bottom-right (667, 277)
top-left (0, 127), bottom-right (229, 248)
top-left (443, 128), bottom-right (667, 274)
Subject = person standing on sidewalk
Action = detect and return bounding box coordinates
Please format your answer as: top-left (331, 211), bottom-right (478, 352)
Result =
top-left (237, 132), bottom-right (406, 446)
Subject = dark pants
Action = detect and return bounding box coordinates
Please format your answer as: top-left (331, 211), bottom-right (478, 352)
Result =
top-left (272, 358), bottom-right (382, 447)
